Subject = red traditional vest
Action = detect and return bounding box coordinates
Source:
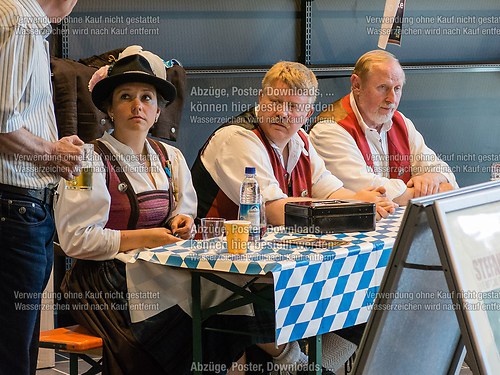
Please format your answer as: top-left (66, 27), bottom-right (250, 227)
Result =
top-left (92, 139), bottom-right (174, 230)
top-left (253, 127), bottom-right (312, 199)
top-left (192, 112), bottom-right (312, 220)
top-left (316, 95), bottom-right (411, 183)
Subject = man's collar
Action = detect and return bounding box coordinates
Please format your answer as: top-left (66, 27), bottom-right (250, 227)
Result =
top-left (266, 131), bottom-right (305, 156)
top-left (18, 0), bottom-right (52, 37)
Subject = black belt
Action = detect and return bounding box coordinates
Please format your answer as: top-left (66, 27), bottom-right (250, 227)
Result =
top-left (0, 183), bottom-right (55, 206)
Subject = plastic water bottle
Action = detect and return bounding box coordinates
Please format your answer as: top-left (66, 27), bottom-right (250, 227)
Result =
top-left (239, 166), bottom-right (261, 242)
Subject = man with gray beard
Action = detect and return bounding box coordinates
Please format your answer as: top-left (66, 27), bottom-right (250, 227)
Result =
top-left (310, 50), bottom-right (458, 206)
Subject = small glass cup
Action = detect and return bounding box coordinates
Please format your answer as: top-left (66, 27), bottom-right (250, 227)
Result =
top-left (65, 144), bottom-right (93, 190)
top-left (201, 218), bottom-right (225, 240)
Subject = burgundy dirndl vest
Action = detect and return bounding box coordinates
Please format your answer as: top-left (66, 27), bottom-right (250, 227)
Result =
top-left (92, 138), bottom-right (174, 230)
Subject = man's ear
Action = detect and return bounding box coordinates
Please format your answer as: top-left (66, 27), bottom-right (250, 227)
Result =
top-left (351, 74), bottom-right (361, 93)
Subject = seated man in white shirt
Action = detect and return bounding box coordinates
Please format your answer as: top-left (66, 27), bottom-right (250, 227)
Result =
top-left (309, 50), bottom-right (458, 206)
top-left (191, 60), bottom-right (397, 373)
top-left (191, 61), bottom-right (396, 226)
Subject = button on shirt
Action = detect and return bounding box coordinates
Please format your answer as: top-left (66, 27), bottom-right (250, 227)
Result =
top-left (310, 93), bottom-right (458, 200)
top-left (0, 0), bottom-right (59, 188)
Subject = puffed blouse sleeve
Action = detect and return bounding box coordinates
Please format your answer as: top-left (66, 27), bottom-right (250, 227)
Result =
top-left (163, 143), bottom-right (198, 219)
top-left (54, 151), bottom-right (121, 260)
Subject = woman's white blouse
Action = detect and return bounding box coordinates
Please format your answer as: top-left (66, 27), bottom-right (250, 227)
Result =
top-left (54, 132), bottom-right (197, 260)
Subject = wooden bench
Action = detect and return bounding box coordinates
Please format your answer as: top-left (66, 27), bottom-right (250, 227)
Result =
top-left (39, 324), bottom-right (103, 375)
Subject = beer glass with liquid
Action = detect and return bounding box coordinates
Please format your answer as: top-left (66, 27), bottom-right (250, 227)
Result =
top-left (65, 144), bottom-right (93, 190)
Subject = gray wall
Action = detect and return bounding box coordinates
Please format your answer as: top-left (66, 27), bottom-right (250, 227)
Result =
top-left (66, 0), bottom-right (300, 65)
top-left (66, 0), bottom-right (500, 187)
top-left (312, 0), bottom-right (500, 64)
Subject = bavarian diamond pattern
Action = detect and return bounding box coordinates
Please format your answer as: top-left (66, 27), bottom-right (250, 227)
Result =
top-left (130, 208), bottom-right (404, 344)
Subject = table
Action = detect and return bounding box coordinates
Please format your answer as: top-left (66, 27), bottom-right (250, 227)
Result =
top-left (125, 209), bottom-right (404, 372)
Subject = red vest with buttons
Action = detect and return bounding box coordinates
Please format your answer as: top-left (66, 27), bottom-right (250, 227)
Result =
top-left (253, 127), bottom-right (312, 200)
top-left (315, 94), bottom-right (411, 183)
top-left (191, 109), bottom-right (312, 220)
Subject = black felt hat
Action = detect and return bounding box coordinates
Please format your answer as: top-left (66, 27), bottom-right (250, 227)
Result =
top-left (91, 47), bottom-right (176, 113)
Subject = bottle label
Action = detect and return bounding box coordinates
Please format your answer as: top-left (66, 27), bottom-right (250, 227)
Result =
top-left (239, 203), bottom-right (260, 234)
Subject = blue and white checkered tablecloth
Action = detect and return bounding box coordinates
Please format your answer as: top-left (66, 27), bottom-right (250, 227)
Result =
top-left (130, 209), bottom-right (404, 345)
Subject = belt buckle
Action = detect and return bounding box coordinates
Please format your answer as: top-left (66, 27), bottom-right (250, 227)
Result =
top-left (43, 186), bottom-right (56, 206)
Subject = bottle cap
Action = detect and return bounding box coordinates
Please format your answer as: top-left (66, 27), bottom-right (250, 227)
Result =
top-left (245, 166), bottom-right (256, 175)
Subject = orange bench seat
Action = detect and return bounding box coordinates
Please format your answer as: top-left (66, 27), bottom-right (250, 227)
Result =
top-left (39, 324), bottom-right (103, 375)
top-left (40, 324), bottom-right (103, 351)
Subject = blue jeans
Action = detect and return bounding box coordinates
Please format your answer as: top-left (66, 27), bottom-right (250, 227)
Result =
top-left (0, 191), bottom-right (54, 375)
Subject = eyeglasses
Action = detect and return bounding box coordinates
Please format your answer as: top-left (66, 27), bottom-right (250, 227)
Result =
top-left (260, 96), bottom-right (312, 114)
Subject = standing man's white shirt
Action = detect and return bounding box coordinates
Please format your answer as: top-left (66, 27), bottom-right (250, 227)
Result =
top-left (310, 93), bottom-right (458, 201)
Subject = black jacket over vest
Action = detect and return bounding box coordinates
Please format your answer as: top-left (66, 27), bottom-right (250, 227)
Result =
top-left (191, 109), bottom-right (259, 220)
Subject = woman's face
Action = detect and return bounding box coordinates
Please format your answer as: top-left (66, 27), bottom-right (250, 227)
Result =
top-left (108, 82), bottom-right (160, 133)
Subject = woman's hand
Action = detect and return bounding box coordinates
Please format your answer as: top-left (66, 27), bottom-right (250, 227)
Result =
top-left (149, 228), bottom-right (182, 247)
top-left (169, 214), bottom-right (195, 239)
top-left (119, 227), bottom-right (180, 252)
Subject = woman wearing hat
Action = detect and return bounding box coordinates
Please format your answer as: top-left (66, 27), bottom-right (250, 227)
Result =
top-left (54, 46), bottom-right (256, 374)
